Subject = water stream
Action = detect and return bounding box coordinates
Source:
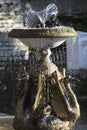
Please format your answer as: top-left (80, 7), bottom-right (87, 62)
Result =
top-left (25, 3), bottom-right (58, 28)
top-left (38, 3), bottom-right (58, 28)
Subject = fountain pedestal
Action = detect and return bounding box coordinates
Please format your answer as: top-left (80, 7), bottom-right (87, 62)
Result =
top-left (8, 27), bottom-right (80, 130)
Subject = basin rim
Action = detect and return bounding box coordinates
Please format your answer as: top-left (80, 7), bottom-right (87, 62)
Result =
top-left (8, 27), bottom-right (78, 38)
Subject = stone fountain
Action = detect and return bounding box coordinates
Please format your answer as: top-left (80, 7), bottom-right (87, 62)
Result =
top-left (8, 4), bottom-right (80, 130)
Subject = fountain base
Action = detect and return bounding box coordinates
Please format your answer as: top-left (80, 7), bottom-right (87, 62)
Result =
top-left (13, 49), bottom-right (80, 130)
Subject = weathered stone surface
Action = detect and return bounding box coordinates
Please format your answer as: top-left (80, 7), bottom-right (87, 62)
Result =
top-left (8, 27), bottom-right (78, 38)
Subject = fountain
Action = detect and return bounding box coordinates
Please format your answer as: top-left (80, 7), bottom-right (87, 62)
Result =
top-left (8, 4), bottom-right (80, 130)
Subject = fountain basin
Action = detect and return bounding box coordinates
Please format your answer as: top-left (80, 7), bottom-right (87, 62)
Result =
top-left (8, 27), bottom-right (78, 49)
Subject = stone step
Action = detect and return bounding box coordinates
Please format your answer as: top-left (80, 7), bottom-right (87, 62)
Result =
top-left (0, 113), bottom-right (14, 123)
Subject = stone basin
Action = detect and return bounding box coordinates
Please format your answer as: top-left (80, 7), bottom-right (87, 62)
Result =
top-left (8, 27), bottom-right (78, 49)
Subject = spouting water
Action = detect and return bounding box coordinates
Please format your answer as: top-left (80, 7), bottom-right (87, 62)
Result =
top-left (26, 3), bottom-right (58, 28)
top-left (38, 3), bottom-right (58, 28)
